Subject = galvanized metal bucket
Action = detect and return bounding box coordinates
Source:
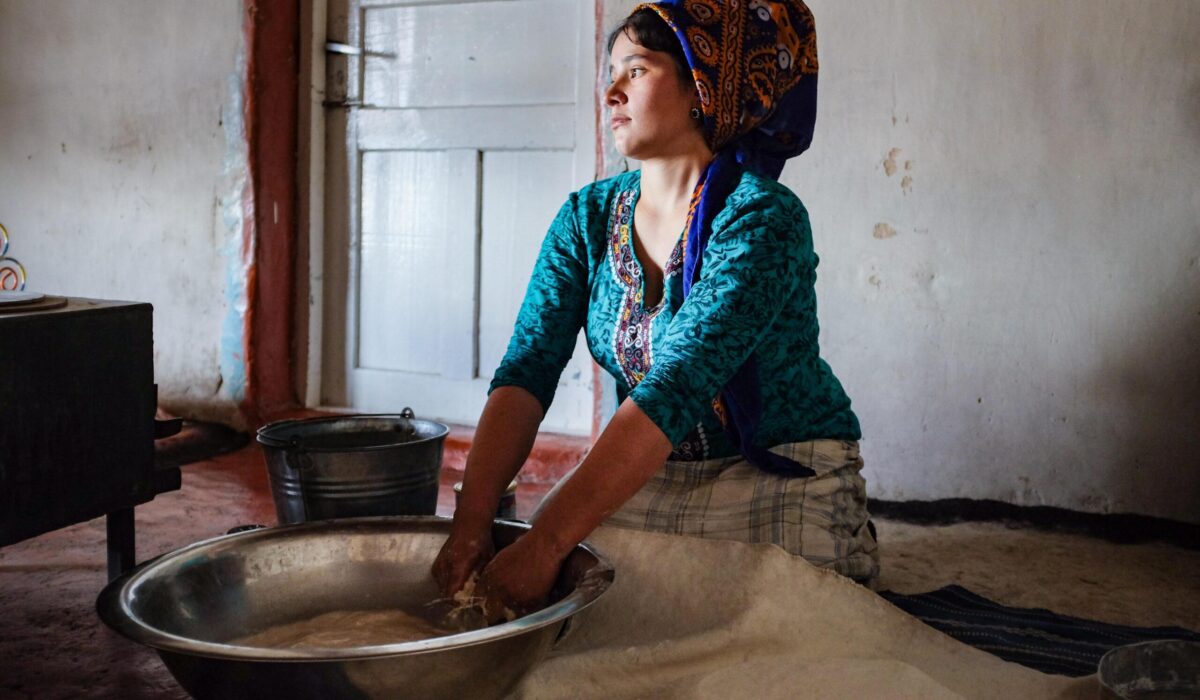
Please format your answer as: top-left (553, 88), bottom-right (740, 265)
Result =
top-left (256, 409), bottom-right (449, 524)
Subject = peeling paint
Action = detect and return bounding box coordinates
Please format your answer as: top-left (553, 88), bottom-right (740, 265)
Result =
top-left (873, 222), bottom-right (897, 239)
top-left (901, 175), bottom-right (913, 194)
top-left (218, 29), bottom-right (251, 404)
top-left (882, 147), bottom-right (901, 176)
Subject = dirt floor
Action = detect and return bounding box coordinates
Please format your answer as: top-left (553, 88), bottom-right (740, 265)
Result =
top-left (876, 520), bottom-right (1200, 631)
top-left (1, 443), bottom-right (1197, 699)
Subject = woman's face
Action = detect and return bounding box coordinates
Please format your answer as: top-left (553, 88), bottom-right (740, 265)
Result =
top-left (605, 31), bottom-right (704, 160)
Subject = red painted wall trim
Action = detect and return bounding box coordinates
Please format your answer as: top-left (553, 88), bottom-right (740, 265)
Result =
top-left (242, 0), bottom-right (301, 426)
top-left (592, 0), bottom-right (607, 441)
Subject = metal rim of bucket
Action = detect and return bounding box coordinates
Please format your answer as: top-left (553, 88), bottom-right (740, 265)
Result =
top-left (256, 409), bottom-right (449, 453)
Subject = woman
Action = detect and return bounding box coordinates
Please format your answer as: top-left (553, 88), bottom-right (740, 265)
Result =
top-left (433, 0), bottom-right (878, 618)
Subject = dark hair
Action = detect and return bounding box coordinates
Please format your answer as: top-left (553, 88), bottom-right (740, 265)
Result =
top-left (606, 8), bottom-right (692, 87)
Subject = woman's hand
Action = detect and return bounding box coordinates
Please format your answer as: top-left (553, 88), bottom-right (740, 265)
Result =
top-left (432, 525), bottom-right (495, 598)
top-left (476, 530), bottom-right (567, 623)
top-left (433, 386), bottom-right (545, 598)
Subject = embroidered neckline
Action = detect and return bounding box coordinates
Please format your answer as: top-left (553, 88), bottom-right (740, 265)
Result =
top-left (604, 176), bottom-right (710, 462)
top-left (607, 184), bottom-right (686, 311)
top-left (606, 183), bottom-right (686, 391)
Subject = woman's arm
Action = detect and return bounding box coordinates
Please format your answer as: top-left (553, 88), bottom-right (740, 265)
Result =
top-left (475, 397), bottom-right (671, 618)
top-left (434, 193), bottom-right (593, 597)
top-left (454, 386), bottom-right (543, 534)
top-left (526, 398), bottom-right (672, 554)
top-left (431, 386), bottom-right (543, 597)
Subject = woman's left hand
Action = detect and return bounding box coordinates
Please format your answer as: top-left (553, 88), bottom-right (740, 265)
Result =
top-left (475, 530), bottom-right (566, 623)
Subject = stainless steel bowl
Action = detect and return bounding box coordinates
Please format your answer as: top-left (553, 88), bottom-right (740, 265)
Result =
top-left (96, 517), bottom-right (614, 699)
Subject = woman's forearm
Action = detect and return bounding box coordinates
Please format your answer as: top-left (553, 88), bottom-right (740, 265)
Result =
top-left (453, 386), bottom-right (545, 536)
top-left (524, 398), bottom-right (673, 559)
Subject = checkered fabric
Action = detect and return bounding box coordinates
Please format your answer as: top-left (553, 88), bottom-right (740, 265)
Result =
top-left (605, 439), bottom-right (879, 583)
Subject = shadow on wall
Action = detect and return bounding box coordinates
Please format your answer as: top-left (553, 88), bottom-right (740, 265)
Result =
top-left (1186, 78), bottom-right (1200, 147)
top-left (1090, 253), bottom-right (1200, 521)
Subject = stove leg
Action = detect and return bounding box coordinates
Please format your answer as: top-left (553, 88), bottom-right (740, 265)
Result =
top-left (106, 507), bottom-right (135, 582)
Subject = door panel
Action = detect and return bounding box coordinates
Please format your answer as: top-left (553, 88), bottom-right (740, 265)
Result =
top-left (363, 0), bottom-right (576, 108)
top-left (478, 149), bottom-right (575, 380)
top-left (357, 105), bottom-right (574, 150)
top-left (358, 149), bottom-right (477, 378)
top-left (322, 0), bottom-right (595, 434)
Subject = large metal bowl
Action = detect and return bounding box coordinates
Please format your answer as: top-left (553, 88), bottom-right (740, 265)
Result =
top-left (96, 517), bottom-right (614, 699)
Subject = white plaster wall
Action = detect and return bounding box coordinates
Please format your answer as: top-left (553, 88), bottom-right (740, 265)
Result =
top-left (791, 0), bottom-right (1200, 524)
top-left (601, 1), bottom-right (1200, 522)
top-left (0, 0), bottom-right (248, 424)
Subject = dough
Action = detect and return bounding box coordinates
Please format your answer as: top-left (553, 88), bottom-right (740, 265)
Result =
top-left (443, 572), bottom-right (517, 628)
top-left (233, 609), bottom-right (444, 649)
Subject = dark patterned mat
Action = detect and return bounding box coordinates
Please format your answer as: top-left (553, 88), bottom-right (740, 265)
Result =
top-left (878, 584), bottom-right (1200, 676)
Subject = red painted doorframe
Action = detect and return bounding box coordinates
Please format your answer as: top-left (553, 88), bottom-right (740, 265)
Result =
top-left (242, 0), bottom-right (301, 426)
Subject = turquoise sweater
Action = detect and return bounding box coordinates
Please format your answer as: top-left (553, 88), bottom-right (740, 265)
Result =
top-left (490, 169), bottom-right (860, 461)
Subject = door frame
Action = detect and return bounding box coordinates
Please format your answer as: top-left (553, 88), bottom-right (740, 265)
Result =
top-left (298, 0), bottom-right (329, 410)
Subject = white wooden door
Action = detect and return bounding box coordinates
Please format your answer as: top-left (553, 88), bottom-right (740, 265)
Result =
top-left (320, 0), bottom-right (596, 434)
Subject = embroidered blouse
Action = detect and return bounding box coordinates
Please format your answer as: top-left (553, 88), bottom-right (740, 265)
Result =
top-left (490, 169), bottom-right (860, 461)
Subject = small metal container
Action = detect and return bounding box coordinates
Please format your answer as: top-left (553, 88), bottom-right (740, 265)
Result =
top-left (257, 410), bottom-right (448, 524)
top-left (453, 480), bottom-right (519, 520)
top-left (1098, 640), bottom-right (1200, 699)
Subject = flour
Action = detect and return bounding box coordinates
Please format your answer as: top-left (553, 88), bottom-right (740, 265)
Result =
top-left (512, 526), bottom-right (1096, 699)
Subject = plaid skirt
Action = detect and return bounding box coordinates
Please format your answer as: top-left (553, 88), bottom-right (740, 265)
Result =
top-left (604, 439), bottom-right (879, 583)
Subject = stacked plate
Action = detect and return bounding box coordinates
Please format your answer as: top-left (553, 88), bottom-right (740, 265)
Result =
top-left (0, 291), bottom-right (67, 313)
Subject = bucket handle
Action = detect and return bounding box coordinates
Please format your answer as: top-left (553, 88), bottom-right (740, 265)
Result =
top-left (400, 407), bottom-right (414, 419)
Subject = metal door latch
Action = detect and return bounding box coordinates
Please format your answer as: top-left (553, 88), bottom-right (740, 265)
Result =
top-left (322, 40), bottom-right (396, 108)
top-left (323, 41), bottom-right (361, 108)
top-left (325, 41), bottom-right (361, 56)
top-left (325, 41), bottom-right (396, 59)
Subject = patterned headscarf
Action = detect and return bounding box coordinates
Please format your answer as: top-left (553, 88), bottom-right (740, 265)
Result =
top-left (636, 0), bottom-right (819, 176)
top-left (635, 0), bottom-right (821, 476)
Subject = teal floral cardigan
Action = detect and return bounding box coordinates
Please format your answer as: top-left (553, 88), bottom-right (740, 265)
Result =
top-left (490, 169), bottom-right (859, 462)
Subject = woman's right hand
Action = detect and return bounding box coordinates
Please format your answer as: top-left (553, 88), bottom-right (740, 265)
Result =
top-left (431, 386), bottom-right (544, 598)
top-left (432, 524), bottom-right (495, 598)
